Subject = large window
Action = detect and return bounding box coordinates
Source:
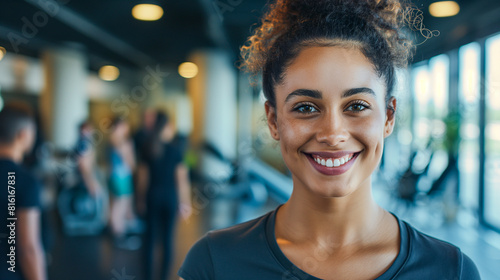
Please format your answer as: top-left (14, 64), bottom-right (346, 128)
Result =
top-left (410, 55), bottom-right (450, 185)
top-left (485, 34), bottom-right (500, 229)
top-left (408, 33), bottom-right (500, 231)
top-left (411, 55), bottom-right (449, 148)
top-left (458, 42), bottom-right (481, 210)
top-left (412, 64), bottom-right (432, 149)
top-left (429, 54), bottom-right (449, 120)
top-left (426, 55), bottom-right (451, 182)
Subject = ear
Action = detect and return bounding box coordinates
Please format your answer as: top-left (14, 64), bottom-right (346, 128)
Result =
top-left (16, 126), bottom-right (34, 152)
top-left (264, 101), bottom-right (280, 141)
top-left (384, 97), bottom-right (397, 138)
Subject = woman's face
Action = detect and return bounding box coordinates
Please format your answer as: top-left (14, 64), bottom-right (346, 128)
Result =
top-left (266, 46), bottom-right (396, 198)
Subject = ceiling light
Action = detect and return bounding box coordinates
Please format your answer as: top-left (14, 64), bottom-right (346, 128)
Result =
top-left (0, 47), bottom-right (6, 61)
top-left (178, 62), bottom-right (198, 78)
top-left (99, 65), bottom-right (120, 81)
top-left (429, 1), bottom-right (460, 18)
top-left (132, 4), bottom-right (164, 21)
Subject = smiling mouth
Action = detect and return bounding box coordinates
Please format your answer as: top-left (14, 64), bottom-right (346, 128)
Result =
top-left (303, 151), bottom-right (361, 175)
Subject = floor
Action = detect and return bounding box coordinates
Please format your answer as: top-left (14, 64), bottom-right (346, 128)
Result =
top-left (47, 209), bottom-right (204, 280)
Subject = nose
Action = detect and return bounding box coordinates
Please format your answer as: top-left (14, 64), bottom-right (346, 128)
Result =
top-left (315, 112), bottom-right (349, 146)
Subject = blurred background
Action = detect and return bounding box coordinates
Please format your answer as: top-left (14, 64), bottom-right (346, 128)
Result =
top-left (0, 0), bottom-right (500, 279)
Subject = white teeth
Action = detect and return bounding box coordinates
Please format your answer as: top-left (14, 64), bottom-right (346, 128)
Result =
top-left (313, 153), bottom-right (355, 167)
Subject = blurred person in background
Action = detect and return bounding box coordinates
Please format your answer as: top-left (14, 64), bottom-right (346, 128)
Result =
top-left (108, 117), bottom-right (137, 248)
top-left (137, 111), bottom-right (192, 280)
top-left (74, 121), bottom-right (102, 198)
top-left (0, 103), bottom-right (47, 280)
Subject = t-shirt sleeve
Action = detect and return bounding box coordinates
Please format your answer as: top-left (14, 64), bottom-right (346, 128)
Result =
top-left (461, 252), bottom-right (481, 279)
top-left (178, 234), bottom-right (215, 280)
top-left (17, 174), bottom-right (41, 209)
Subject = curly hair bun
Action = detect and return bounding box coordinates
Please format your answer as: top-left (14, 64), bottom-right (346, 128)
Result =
top-left (241, 0), bottom-right (414, 75)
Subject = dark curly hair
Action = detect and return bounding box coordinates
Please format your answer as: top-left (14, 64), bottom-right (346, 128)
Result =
top-left (240, 0), bottom-right (415, 108)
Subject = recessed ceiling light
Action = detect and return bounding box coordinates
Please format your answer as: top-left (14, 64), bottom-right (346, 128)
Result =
top-left (132, 4), bottom-right (164, 21)
top-left (0, 47), bottom-right (6, 61)
top-left (178, 62), bottom-right (198, 79)
top-left (429, 1), bottom-right (460, 18)
top-left (99, 65), bottom-right (120, 81)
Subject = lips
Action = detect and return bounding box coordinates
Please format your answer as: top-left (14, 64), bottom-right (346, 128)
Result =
top-left (304, 151), bottom-right (361, 176)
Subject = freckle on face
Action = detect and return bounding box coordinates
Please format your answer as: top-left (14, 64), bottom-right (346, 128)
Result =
top-left (272, 46), bottom-right (390, 198)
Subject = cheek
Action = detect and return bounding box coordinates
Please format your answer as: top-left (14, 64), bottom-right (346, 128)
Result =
top-left (277, 116), bottom-right (313, 155)
top-left (352, 113), bottom-right (386, 157)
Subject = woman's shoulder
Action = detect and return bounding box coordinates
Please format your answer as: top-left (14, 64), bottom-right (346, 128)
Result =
top-left (397, 218), bottom-right (480, 279)
top-left (208, 210), bottom-right (272, 240)
top-left (402, 220), bottom-right (462, 257)
top-left (192, 210), bottom-right (273, 255)
top-left (179, 210), bottom-right (275, 280)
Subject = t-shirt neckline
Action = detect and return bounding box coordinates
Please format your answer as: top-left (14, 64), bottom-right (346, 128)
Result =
top-left (0, 158), bottom-right (15, 164)
top-left (264, 206), bottom-right (410, 280)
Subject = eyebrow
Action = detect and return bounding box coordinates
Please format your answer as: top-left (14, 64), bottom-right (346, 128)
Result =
top-left (285, 89), bottom-right (322, 103)
top-left (342, 87), bottom-right (375, 98)
top-left (284, 87), bottom-right (375, 103)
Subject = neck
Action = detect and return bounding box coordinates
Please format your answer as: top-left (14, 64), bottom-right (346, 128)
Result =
top-left (277, 177), bottom-right (385, 246)
top-left (0, 144), bottom-right (23, 163)
top-left (161, 135), bottom-right (173, 143)
top-left (110, 135), bottom-right (123, 147)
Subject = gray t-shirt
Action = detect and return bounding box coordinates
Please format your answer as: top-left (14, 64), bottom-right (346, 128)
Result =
top-left (179, 207), bottom-right (480, 280)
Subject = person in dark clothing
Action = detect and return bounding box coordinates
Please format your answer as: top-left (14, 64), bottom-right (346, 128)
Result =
top-left (179, 0), bottom-right (480, 279)
top-left (0, 103), bottom-right (47, 280)
top-left (137, 111), bottom-right (191, 280)
top-left (133, 108), bottom-right (157, 161)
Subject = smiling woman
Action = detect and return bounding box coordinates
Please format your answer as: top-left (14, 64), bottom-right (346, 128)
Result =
top-left (178, 0), bottom-right (480, 279)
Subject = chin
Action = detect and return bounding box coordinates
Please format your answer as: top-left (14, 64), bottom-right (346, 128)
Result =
top-left (306, 181), bottom-right (357, 198)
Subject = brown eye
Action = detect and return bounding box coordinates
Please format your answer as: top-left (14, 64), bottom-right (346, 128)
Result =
top-left (295, 104), bottom-right (318, 114)
top-left (346, 102), bottom-right (369, 112)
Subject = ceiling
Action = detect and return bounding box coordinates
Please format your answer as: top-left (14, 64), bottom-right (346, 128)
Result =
top-left (1, 0), bottom-right (500, 73)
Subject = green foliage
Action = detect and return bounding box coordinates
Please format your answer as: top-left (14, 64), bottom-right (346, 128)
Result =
top-left (443, 110), bottom-right (461, 156)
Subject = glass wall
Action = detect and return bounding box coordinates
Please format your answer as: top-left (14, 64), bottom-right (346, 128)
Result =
top-left (485, 34), bottom-right (500, 229)
top-left (412, 64), bottom-right (432, 150)
top-left (409, 33), bottom-right (500, 232)
top-left (427, 55), bottom-right (451, 184)
top-left (458, 42), bottom-right (481, 211)
top-left (429, 54), bottom-right (449, 120)
top-left (410, 55), bottom-right (450, 189)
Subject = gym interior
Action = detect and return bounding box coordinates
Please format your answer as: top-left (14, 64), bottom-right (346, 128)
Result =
top-left (1, 0), bottom-right (500, 279)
